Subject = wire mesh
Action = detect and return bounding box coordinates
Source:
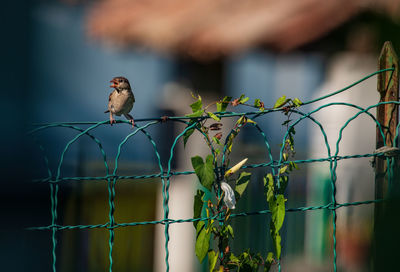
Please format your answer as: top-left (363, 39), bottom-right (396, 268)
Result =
top-left (28, 68), bottom-right (399, 272)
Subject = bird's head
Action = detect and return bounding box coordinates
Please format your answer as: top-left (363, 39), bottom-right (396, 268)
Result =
top-left (110, 76), bottom-right (131, 91)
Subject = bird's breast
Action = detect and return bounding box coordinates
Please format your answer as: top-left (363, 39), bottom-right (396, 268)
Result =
top-left (108, 90), bottom-right (134, 115)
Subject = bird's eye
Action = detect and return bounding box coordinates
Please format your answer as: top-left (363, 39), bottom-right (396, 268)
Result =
top-left (119, 79), bottom-right (123, 83)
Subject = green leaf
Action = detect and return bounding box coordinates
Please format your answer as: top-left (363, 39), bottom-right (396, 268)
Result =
top-left (191, 155), bottom-right (215, 191)
top-left (235, 172), bottom-right (251, 198)
top-left (190, 95), bottom-right (203, 112)
top-left (274, 233), bottom-right (282, 260)
top-left (264, 252), bottom-right (274, 272)
top-left (272, 232), bottom-right (282, 260)
top-left (208, 250), bottom-right (218, 272)
top-left (242, 251), bottom-right (249, 261)
top-left (227, 224), bottom-right (234, 239)
top-left (216, 103), bottom-right (222, 112)
top-left (193, 190), bottom-right (205, 228)
top-left (223, 96), bottom-right (232, 102)
top-left (226, 132), bottom-right (237, 154)
top-left (273, 95), bottom-right (289, 108)
top-left (207, 111), bottom-right (221, 121)
top-left (183, 128), bottom-right (194, 147)
top-left (216, 96), bottom-right (232, 112)
top-left (186, 109), bottom-right (204, 118)
top-left (246, 118), bottom-right (256, 124)
top-left (183, 121), bottom-right (196, 148)
top-left (271, 194), bottom-right (285, 232)
top-left (277, 175), bottom-right (289, 194)
top-left (293, 98), bottom-right (303, 107)
top-left (254, 99), bottom-right (261, 108)
top-left (279, 166), bottom-right (288, 174)
top-left (288, 161), bottom-right (299, 172)
top-left (196, 221), bottom-right (211, 263)
top-left (238, 94), bottom-right (250, 104)
top-left (240, 96), bottom-right (250, 104)
top-left (212, 136), bottom-right (221, 145)
top-left (220, 224), bottom-right (234, 240)
top-left (268, 192), bottom-right (284, 261)
top-left (229, 253), bottom-right (240, 264)
top-left (264, 173), bottom-right (274, 202)
top-left (236, 115), bottom-right (246, 126)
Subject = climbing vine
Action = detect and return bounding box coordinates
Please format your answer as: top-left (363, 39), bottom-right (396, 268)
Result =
top-left (184, 93), bottom-right (302, 271)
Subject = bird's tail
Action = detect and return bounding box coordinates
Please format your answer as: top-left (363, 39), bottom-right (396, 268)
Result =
top-left (104, 110), bottom-right (109, 113)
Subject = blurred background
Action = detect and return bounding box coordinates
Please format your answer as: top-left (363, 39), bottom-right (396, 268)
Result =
top-left (3, 0), bottom-right (400, 271)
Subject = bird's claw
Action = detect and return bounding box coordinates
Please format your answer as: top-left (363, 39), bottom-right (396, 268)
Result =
top-left (110, 118), bottom-right (116, 126)
top-left (129, 119), bottom-right (135, 128)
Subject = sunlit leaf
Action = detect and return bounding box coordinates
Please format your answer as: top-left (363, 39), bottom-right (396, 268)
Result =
top-left (207, 111), bottom-right (221, 121)
top-left (190, 95), bottom-right (203, 112)
top-left (264, 252), bottom-right (274, 272)
top-left (236, 115), bottom-right (246, 126)
top-left (230, 253), bottom-right (239, 264)
top-left (226, 132), bottom-right (238, 154)
top-left (274, 96), bottom-right (289, 108)
top-left (265, 173), bottom-right (274, 202)
top-left (240, 97), bottom-right (250, 104)
top-left (191, 155), bottom-right (215, 191)
top-left (196, 221), bottom-right (211, 263)
top-left (227, 224), bottom-right (234, 239)
top-left (186, 109), bottom-right (204, 118)
top-left (212, 136), bottom-right (221, 145)
top-left (246, 118), bottom-right (256, 124)
top-left (293, 98), bottom-right (303, 107)
top-left (279, 166), bottom-right (288, 174)
top-left (277, 175), bottom-right (289, 194)
top-left (208, 250), bottom-right (218, 272)
top-left (217, 96), bottom-right (232, 112)
top-left (272, 194), bottom-right (285, 232)
top-left (273, 233), bottom-right (282, 260)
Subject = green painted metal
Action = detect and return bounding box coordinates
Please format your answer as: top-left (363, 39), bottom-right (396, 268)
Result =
top-left (29, 67), bottom-right (398, 272)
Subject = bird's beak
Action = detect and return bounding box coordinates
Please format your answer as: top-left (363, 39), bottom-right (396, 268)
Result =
top-left (110, 79), bottom-right (118, 88)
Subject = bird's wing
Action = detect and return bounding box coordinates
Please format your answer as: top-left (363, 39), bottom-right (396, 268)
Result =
top-left (106, 90), bottom-right (116, 113)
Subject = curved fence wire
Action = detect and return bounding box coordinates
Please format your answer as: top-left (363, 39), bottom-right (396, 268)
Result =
top-left (29, 67), bottom-right (399, 272)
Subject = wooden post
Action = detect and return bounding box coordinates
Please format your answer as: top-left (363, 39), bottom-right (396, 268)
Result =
top-left (375, 41), bottom-right (399, 198)
top-left (373, 41), bottom-right (399, 271)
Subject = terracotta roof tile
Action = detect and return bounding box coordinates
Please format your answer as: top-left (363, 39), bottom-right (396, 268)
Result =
top-left (86, 0), bottom-right (400, 60)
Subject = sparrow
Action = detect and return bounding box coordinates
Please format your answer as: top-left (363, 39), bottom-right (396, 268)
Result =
top-left (105, 76), bottom-right (135, 127)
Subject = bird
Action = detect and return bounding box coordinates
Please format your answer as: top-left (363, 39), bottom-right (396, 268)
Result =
top-left (105, 76), bottom-right (135, 127)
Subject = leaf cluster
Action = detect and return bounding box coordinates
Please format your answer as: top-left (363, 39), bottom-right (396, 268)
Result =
top-left (186, 93), bottom-right (302, 271)
top-left (224, 250), bottom-right (274, 272)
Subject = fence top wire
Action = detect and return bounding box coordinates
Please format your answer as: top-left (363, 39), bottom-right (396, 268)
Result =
top-left (29, 67), bottom-right (399, 272)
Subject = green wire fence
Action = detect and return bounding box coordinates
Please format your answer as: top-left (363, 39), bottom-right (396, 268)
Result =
top-left (29, 49), bottom-right (399, 271)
